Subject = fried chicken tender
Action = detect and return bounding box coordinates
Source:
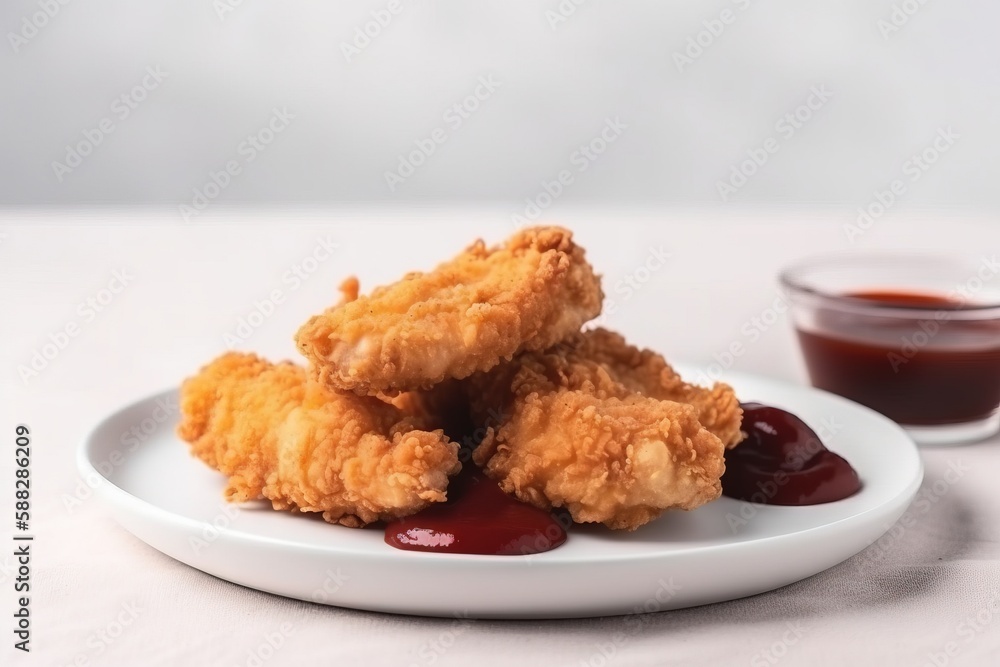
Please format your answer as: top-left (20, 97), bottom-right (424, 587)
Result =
top-left (464, 329), bottom-right (737, 530)
top-left (565, 328), bottom-right (744, 447)
top-left (177, 352), bottom-right (461, 527)
top-left (294, 226), bottom-right (604, 397)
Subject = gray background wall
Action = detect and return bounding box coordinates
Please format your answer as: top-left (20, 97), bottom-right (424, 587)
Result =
top-left (2, 1), bottom-right (997, 211)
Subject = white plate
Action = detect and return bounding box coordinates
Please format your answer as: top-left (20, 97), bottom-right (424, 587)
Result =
top-left (79, 367), bottom-right (923, 619)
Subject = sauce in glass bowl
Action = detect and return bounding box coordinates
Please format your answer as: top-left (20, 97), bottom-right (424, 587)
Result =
top-left (781, 254), bottom-right (1000, 444)
top-left (797, 290), bottom-right (1000, 426)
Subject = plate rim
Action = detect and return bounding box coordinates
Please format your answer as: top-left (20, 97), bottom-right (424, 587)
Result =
top-left (78, 369), bottom-right (924, 567)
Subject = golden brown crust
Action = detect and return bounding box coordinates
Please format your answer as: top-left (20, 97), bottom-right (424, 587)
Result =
top-left (294, 226), bottom-right (604, 397)
top-left (564, 329), bottom-right (744, 448)
top-left (462, 328), bottom-right (735, 531)
top-left (473, 392), bottom-right (725, 531)
top-left (176, 352), bottom-right (461, 526)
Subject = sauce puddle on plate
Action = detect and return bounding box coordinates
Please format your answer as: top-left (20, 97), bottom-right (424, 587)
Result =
top-left (722, 403), bottom-right (861, 505)
top-left (385, 469), bottom-right (568, 556)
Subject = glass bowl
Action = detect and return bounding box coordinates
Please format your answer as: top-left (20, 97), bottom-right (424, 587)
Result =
top-left (780, 254), bottom-right (1000, 445)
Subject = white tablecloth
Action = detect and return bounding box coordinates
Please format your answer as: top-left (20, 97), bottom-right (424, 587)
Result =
top-left (2, 210), bottom-right (999, 666)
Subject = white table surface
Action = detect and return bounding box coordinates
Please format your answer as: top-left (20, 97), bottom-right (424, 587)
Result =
top-left (2, 209), bottom-right (999, 666)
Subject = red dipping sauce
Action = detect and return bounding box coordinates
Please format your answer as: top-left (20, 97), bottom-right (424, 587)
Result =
top-left (722, 403), bottom-right (861, 505)
top-left (797, 290), bottom-right (1000, 425)
top-left (385, 470), bottom-right (567, 556)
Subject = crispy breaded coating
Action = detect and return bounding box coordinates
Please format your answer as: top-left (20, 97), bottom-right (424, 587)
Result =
top-left (567, 328), bottom-right (744, 448)
top-left (464, 331), bottom-right (730, 531)
top-left (294, 226), bottom-right (604, 397)
top-left (177, 352), bottom-right (461, 527)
